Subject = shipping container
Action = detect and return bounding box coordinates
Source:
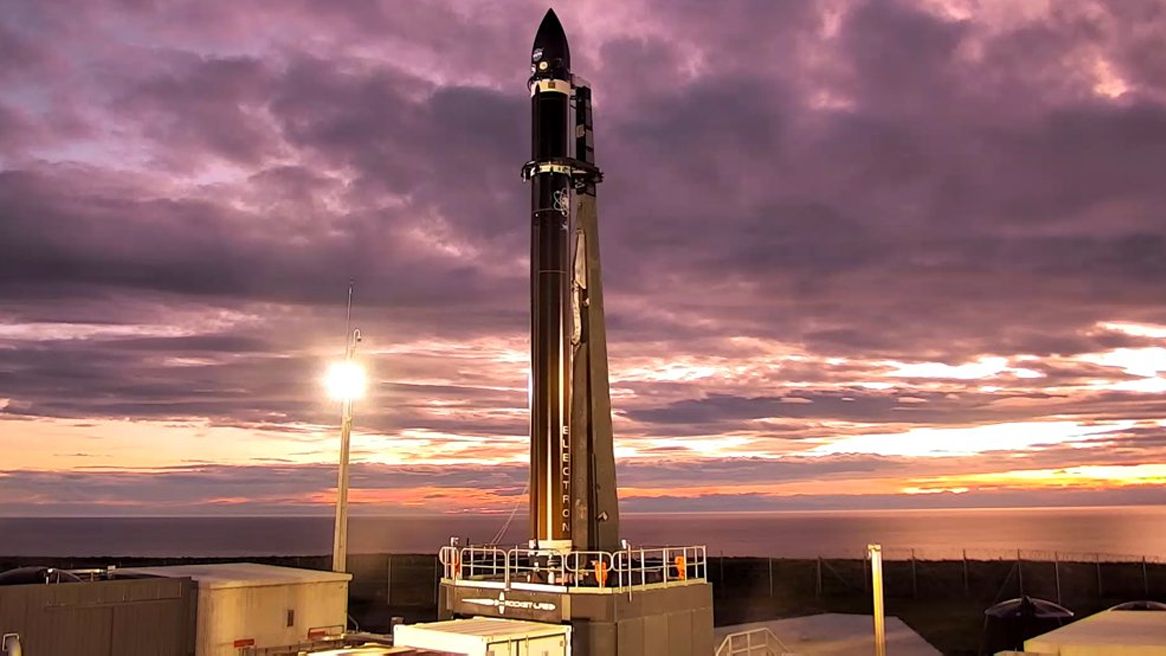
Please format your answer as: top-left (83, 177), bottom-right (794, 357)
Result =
top-left (393, 617), bottom-right (570, 656)
top-left (302, 647), bottom-right (457, 655)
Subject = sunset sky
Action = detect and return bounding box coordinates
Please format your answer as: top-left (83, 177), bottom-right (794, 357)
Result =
top-left (3, 0), bottom-right (1166, 516)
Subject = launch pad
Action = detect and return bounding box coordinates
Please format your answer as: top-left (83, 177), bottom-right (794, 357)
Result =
top-left (438, 545), bottom-right (714, 656)
top-left (435, 10), bottom-right (715, 655)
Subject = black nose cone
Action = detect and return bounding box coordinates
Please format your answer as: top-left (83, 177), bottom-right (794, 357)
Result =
top-left (532, 8), bottom-right (570, 75)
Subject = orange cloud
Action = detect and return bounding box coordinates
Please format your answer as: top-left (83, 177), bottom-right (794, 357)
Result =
top-left (905, 463), bottom-right (1166, 492)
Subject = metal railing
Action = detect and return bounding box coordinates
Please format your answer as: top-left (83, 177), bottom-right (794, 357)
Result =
top-left (715, 627), bottom-right (794, 656)
top-left (438, 544), bottom-right (707, 591)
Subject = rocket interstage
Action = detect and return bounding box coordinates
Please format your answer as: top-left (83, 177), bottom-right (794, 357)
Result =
top-left (524, 9), bottom-right (619, 552)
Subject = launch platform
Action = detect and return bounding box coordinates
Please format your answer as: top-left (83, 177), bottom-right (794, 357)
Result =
top-left (437, 544), bottom-right (713, 656)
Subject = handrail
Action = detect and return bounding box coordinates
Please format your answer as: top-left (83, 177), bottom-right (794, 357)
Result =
top-left (439, 543), bottom-right (708, 591)
top-left (715, 627), bottom-right (794, 656)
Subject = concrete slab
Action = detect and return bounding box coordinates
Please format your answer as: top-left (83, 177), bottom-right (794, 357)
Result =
top-left (716, 613), bottom-right (941, 656)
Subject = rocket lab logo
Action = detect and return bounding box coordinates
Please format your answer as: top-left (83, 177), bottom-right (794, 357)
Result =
top-left (553, 188), bottom-right (570, 216)
top-left (463, 591), bottom-right (556, 615)
top-left (532, 48), bottom-right (544, 62)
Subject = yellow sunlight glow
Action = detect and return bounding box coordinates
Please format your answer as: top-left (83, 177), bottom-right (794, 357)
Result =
top-left (907, 464), bottom-right (1166, 491)
top-left (324, 361), bottom-right (367, 401)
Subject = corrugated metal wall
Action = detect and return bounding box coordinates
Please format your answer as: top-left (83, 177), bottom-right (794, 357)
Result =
top-left (0, 577), bottom-right (196, 655)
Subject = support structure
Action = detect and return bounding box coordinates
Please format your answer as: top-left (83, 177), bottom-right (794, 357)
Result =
top-left (332, 285), bottom-right (361, 574)
top-left (332, 389), bottom-right (354, 574)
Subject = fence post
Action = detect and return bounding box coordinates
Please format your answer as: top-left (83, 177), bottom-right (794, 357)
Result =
top-left (911, 549), bottom-right (918, 599)
top-left (387, 554), bottom-right (393, 606)
top-left (816, 556), bottom-right (823, 599)
top-left (1017, 550), bottom-right (1024, 595)
top-left (768, 557), bottom-right (773, 597)
top-left (1096, 553), bottom-right (1104, 599)
top-left (962, 549), bottom-right (969, 597)
top-left (864, 553), bottom-right (870, 594)
top-left (1054, 552), bottom-right (1061, 606)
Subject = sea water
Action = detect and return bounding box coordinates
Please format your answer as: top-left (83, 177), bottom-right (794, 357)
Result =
top-left (2, 506), bottom-right (1164, 560)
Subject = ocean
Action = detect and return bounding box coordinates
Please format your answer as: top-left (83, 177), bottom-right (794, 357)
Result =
top-left (2, 506), bottom-right (1165, 560)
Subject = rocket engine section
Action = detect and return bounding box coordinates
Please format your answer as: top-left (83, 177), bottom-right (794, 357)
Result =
top-left (525, 9), bottom-right (619, 552)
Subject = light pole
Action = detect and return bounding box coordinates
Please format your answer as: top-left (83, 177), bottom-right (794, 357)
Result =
top-left (325, 283), bottom-right (365, 573)
top-left (869, 544), bottom-right (886, 656)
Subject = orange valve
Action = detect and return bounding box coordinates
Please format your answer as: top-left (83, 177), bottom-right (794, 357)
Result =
top-left (674, 555), bottom-right (687, 581)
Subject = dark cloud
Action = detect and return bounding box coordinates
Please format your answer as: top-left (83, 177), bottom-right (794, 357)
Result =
top-left (0, 20), bottom-right (50, 80)
top-left (625, 387), bottom-right (1166, 439)
top-left (117, 55), bottom-right (282, 168)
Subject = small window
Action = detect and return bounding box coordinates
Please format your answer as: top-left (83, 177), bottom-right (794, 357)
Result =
top-left (286, 609), bottom-right (295, 627)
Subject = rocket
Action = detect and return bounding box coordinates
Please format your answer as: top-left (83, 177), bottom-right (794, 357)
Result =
top-left (525, 9), bottom-right (620, 552)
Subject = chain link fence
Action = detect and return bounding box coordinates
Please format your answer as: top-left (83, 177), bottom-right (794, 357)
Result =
top-left (701, 548), bottom-right (1166, 610)
top-left (373, 548), bottom-right (1166, 610)
top-left (697, 549), bottom-right (1166, 655)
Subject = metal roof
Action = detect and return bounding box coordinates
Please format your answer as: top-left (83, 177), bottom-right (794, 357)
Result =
top-left (401, 617), bottom-right (568, 639)
top-left (118, 562), bottom-right (351, 589)
top-left (1026, 609), bottom-right (1166, 654)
